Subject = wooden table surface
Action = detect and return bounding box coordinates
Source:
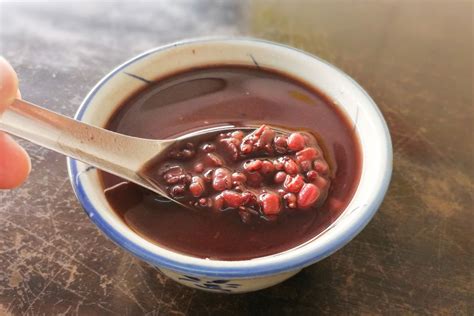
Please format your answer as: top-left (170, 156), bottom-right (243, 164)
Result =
top-left (0, 1), bottom-right (472, 315)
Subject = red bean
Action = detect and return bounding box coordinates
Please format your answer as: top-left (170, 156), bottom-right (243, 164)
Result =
top-left (284, 159), bottom-right (300, 175)
top-left (306, 170), bottom-right (318, 181)
top-left (240, 144), bottom-right (253, 154)
top-left (231, 131), bottom-right (244, 139)
top-left (212, 168), bottom-right (232, 191)
top-left (163, 166), bottom-right (186, 184)
top-left (189, 176), bottom-right (205, 197)
top-left (198, 198), bottom-right (209, 206)
top-left (313, 160), bottom-right (329, 174)
top-left (162, 165), bottom-right (183, 175)
top-left (201, 143), bottom-right (216, 153)
top-left (274, 135), bottom-right (288, 153)
top-left (313, 176), bottom-right (329, 190)
top-left (288, 133), bottom-right (305, 151)
top-left (194, 163), bottom-right (204, 173)
top-left (244, 159), bottom-right (262, 172)
top-left (181, 149), bottom-right (195, 159)
top-left (240, 127), bottom-right (258, 153)
top-left (284, 174), bottom-right (305, 193)
top-left (203, 169), bottom-right (214, 182)
top-left (296, 147), bottom-right (318, 162)
top-left (164, 173), bottom-right (182, 185)
top-left (255, 127), bottom-right (275, 150)
top-left (234, 185), bottom-right (243, 192)
top-left (300, 160), bottom-right (312, 172)
top-left (160, 164), bottom-right (181, 174)
top-left (259, 192), bottom-right (281, 215)
top-left (274, 136), bottom-right (287, 145)
top-left (240, 125), bottom-right (275, 153)
top-left (231, 172), bottom-right (247, 184)
top-left (297, 183), bottom-right (320, 209)
top-left (168, 147), bottom-right (195, 160)
top-left (246, 172), bottom-right (263, 187)
top-left (283, 193), bottom-right (297, 208)
top-left (169, 184), bottom-right (186, 197)
top-left (205, 153), bottom-right (223, 166)
top-left (228, 137), bottom-right (242, 146)
top-left (219, 138), bottom-right (240, 160)
top-left (260, 160), bottom-right (275, 175)
top-left (222, 190), bottom-right (245, 208)
top-left (273, 159), bottom-right (285, 170)
top-left (253, 125), bottom-right (266, 135)
top-left (213, 194), bottom-right (225, 210)
top-left (241, 191), bottom-right (255, 205)
top-left (274, 171), bottom-right (287, 184)
top-left (183, 174), bottom-right (192, 184)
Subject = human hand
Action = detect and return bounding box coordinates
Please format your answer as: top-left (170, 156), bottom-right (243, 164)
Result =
top-left (0, 57), bottom-right (31, 189)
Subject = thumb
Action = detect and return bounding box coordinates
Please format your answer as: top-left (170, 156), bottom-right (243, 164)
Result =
top-left (0, 57), bottom-right (31, 189)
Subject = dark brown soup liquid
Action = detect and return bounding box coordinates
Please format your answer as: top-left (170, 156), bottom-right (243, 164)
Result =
top-left (100, 66), bottom-right (361, 260)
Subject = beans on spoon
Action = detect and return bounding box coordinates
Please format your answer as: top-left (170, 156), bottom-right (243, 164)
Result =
top-left (144, 125), bottom-right (331, 223)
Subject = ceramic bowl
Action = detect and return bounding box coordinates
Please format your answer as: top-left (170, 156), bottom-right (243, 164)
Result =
top-left (67, 38), bottom-right (392, 293)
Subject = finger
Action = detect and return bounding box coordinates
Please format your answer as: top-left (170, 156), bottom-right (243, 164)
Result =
top-left (0, 56), bottom-right (18, 112)
top-left (0, 132), bottom-right (31, 189)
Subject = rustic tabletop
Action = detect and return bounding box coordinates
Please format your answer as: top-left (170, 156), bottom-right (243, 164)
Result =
top-left (0, 1), bottom-right (472, 315)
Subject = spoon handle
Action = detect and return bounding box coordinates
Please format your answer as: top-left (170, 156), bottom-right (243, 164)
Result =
top-left (0, 99), bottom-right (164, 185)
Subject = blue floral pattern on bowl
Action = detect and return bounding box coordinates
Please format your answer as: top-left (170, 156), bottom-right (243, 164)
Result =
top-left (178, 275), bottom-right (241, 293)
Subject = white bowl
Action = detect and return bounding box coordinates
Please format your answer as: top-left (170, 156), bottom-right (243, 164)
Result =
top-left (67, 38), bottom-right (392, 293)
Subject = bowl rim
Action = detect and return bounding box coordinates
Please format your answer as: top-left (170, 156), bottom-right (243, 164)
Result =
top-left (67, 37), bottom-right (393, 278)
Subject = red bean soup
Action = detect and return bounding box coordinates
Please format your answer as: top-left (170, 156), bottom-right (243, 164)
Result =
top-left (100, 66), bottom-right (362, 260)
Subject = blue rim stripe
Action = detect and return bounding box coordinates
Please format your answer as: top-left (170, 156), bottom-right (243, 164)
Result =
top-left (67, 37), bottom-right (392, 278)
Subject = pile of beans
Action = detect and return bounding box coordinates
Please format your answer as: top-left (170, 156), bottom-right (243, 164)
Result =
top-left (155, 125), bottom-right (331, 223)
